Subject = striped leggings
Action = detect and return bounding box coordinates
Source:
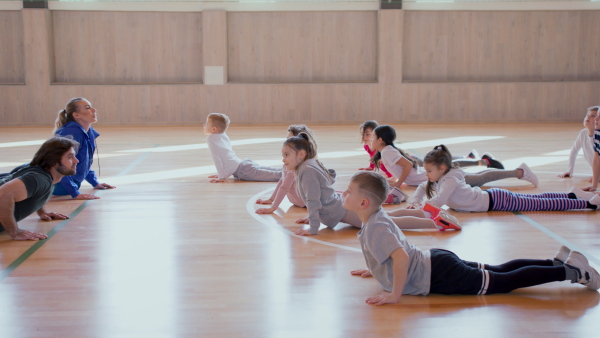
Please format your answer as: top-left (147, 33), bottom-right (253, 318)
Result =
top-left (488, 188), bottom-right (587, 211)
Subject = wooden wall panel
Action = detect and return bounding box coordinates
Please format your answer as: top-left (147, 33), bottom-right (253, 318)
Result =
top-left (2, 9), bottom-right (600, 127)
top-left (403, 11), bottom-right (600, 82)
top-left (0, 11), bottom-right (25, 83)
top-left (202, 10), bottom-right (226, 83)
top-left (228, 11), bottom-right (378, 83)
top-left (52, 11), bottom-right (203, 83)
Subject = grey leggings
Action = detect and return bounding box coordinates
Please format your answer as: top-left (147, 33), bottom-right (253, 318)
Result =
top-left (465, 169), bottom-right (520, 187)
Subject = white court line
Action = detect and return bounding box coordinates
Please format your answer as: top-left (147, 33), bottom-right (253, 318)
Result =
top-left (245, 187), bottom-right (599, 269)
top-left (246, 187), bottom-right (362, 253)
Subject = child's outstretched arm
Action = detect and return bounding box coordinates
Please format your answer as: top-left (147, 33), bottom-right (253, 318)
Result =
top-left (389, 157), bottom-right (414, 188)
top-left (207, 136), bottom-right (230, 183)
top-left (559, 135), bottom-right (583, 178)
top-left (408, 182), bottom-right (427, 209)
top-left (366, 247), bottom-right (409, 306)
top-left (584, 153), bottom-right (600, 191)
top-left (294, 175), bottom-right (322, 236)
top-left (256, 177), bottom-right (286, 214)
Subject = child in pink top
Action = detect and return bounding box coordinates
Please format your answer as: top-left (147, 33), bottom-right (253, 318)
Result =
top-left (256, 125), bottom-right (312, 214)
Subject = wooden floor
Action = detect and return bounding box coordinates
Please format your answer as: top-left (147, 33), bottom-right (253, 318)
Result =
top-left (0, 123), bottom-right (599, 337)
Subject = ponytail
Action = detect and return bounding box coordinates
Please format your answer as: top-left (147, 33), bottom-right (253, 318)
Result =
top-left (53, 97), bottom-right (86, 134)
top-left (283, 132), bottom-right (332, 180)
top-left (287, 124), bottom-right (317, 150)
top-left (370, 125), bottom-right (416, 170)
top-left (423, 144), bottom-right (456, 198)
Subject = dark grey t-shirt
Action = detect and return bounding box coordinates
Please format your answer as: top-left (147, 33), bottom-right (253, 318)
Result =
top-left (0, 165), bottom-right (53, 231)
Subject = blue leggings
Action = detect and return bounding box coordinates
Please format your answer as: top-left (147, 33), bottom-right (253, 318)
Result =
top-left (488, 188), bottom-right (587, 211)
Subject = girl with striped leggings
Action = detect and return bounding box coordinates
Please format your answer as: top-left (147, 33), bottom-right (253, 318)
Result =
top-left (410, 145), bottom-right (600, 213)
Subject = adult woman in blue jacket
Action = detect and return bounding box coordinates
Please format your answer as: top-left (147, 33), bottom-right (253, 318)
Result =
top-left (53, 98), bottom-right (115, 199)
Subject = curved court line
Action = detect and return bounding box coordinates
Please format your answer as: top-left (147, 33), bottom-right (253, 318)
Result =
top-left (246, 188), bottom-right (600, 267)
top-left (246, 187), bottom-right (362, 253)
top-left (0, 147), bottom-right (156, 282)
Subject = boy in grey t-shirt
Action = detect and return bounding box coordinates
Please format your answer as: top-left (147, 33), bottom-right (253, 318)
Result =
top-left (344, 172), bottom-right (599, 306)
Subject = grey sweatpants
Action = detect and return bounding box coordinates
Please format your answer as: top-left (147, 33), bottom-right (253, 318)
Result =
top-left (234, 159), bottom-right (282, 182)
top-left (465, 169), bottom-right (520, 187)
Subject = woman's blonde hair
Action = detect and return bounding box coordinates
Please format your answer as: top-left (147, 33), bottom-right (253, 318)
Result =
top-left (53, 97), bottom-right (86, 134)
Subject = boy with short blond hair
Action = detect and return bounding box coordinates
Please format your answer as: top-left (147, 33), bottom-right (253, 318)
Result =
top-left (204, 113), bottom-right (282, 183)
top-left (344, 171), bottom-right (599, 306)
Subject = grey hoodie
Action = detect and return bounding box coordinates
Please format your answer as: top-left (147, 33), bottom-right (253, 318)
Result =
top-left (296, 159), bottom-right (346, 234)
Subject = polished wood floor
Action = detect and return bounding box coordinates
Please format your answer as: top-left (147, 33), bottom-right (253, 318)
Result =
top-left (0, 123), bottom-right (599, 337)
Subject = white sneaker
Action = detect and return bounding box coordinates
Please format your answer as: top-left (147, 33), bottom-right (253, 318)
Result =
top-left (467, 149), bottom-right (479, 159)
top-left (565, 251), bottom-right (600, 291)
top-left (390, 186), bottom-right (408, 203)
top-left (569, 187), bottom-right (596, 201)
top-left (590, 194), bottom-right (600, 206)
top-left (518, 163), bottom-right (539, 187)
top-left (553, 245), bottom-right (571, 265)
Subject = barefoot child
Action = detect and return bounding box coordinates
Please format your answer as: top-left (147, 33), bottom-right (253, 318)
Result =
top-left (345, 171), bottom-right (599, 306)
top-left (204, 113), bottom-right (282, 183)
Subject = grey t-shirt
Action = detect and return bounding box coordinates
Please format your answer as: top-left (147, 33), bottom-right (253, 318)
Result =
top-left (0, 165), bottom-right (53, 231)
top-left (357, 208), bottom-right (431, 295)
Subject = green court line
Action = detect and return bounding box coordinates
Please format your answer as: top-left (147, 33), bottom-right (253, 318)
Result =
top-left (0, 147), bottom-right (156, 282)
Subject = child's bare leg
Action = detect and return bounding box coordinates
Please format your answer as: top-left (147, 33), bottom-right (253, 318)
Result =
top-left (386, 209), bottom-right (436, 229)
top-left (390, 216), bottom-right (436, 230)
top-left (387, 208), bottom-right (426, 217)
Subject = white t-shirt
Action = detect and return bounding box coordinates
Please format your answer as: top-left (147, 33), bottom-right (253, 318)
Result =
top-left (380, 145), bottom-right (427, 186)
top-left (207, 133), bottom-right (242, 179)
top-left (566, 129), bottom-right (595, 173)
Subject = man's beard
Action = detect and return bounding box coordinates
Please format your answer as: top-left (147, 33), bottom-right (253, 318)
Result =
top-left (56, 164), bottom-right (76, 176)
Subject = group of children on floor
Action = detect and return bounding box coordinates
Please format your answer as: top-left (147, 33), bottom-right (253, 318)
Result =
top-left (204, 107), bottom-right (600, 305)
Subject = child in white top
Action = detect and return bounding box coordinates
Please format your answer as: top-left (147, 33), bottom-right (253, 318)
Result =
top-left (559, 106), bottom-right (599, 182)
top-left (371, 125), bottom-right (539, 196)
top-left (411, 145), bottom-right (600, 212)
top-left (204, 113), bottom-right (282, 183)
top-left (255, 125), bottom-right (311, 214)
top-left (345, 171), bottom-right (599, 306)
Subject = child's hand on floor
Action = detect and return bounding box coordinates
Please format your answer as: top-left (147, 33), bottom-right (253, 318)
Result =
top-left (294, 228), bottom-right (313, 236)
top-left (366, 292), bottom-right (401, 306)
top-left (350, 269), bottom-right (372, 278)
top-left (256, 207), bottom-right (275, 214)
top-left (295, 218), bottom-right (309, 224)
top-left (256, 198), bottom-right (273, 205)
top-left (209, 178), bottom-right (225, 183)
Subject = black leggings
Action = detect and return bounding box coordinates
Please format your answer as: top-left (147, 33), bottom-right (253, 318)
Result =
top-left (430, 249), bottom-right (566, 295)
top-left (483, 259), bottom-right (566, 294)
